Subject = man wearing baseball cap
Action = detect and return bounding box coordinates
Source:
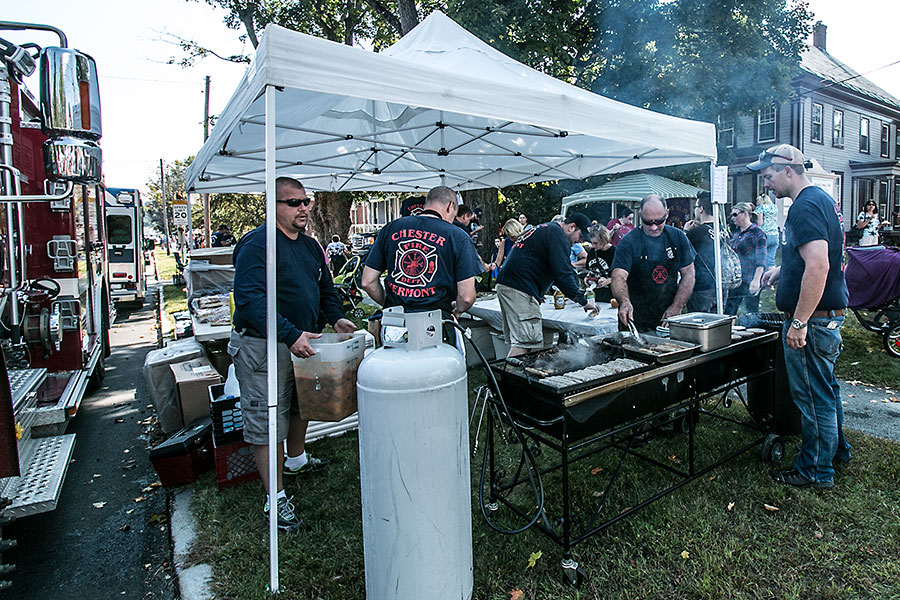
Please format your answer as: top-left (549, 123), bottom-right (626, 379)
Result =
top-left (751, 143), bottom-right (851, 490)
top-left (495, 212), bottom-right (598, 357)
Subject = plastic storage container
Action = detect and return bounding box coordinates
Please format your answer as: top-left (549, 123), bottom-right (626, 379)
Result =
top-left (292, 332), bottom-right (366, 421)
top-left (667, 312), bottom-right (735, 352)
top-left (149, 416), bottom-right (213, 487)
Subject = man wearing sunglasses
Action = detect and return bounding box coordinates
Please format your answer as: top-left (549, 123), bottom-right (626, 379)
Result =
top-left (611, 194), bottom-right (696, 332)
top-left (231, 176), bottom-right (356, 532)
top-left (750, 143), bottom-right (850, 490)
top-left (361, 186), bottom-right (483, 345)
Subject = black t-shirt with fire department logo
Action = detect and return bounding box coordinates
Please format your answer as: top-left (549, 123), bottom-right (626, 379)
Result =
top-left (366, 214), bottom-right (483, 313)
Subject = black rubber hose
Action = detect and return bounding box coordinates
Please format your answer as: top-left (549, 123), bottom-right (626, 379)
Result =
top-left (445, 319), bottom-right (545, 535)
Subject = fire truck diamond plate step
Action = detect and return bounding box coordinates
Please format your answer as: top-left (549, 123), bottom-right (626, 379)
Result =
top-left (3, 434), bottom-right (76, 518)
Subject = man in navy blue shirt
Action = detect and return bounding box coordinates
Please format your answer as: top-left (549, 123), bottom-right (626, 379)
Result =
top-left (231, 176), bottom-right (355, 531)
top-left (754, 144), bottom-right (850, 490)
top-left (611, 195), bottom-right (696, 331)
top-left (495, 213), bottom-right (598, 357)
top-left (361, 186), bottom-right (483, 328)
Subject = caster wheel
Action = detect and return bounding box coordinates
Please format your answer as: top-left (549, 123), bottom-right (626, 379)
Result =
top-left (760, 433), bottom-right (784, 463)
top-left (674, 408), bottom-right (697, 434)
top-left (561, 560), bottom-right (587, 587)
top-left (352, 307), bottom-right (366, 320)
top-left (884, 325), bottom-right (900, 358)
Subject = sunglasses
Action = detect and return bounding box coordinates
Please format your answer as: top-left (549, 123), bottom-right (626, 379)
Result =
top-left (642, 217), bottom-right (666, 226)
top-left (730, 212), bottom-right (742, 218)
top-left (277, 197), bottom-right (312, 207)
top-left (759, 149), bottom-right (794, 162)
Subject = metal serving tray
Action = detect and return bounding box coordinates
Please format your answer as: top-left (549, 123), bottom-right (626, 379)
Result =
top-left (607, 333), bottom-right (700, 364)
top-left (667, 312), bottom-right (735, 352)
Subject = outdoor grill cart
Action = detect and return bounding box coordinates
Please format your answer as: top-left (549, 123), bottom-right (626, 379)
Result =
top-left (480, 331), bottom-right (787, 585)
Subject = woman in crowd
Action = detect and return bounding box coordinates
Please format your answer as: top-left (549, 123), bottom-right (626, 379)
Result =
top-left (856, 200), bottom-right (884, 247)
top-left (493, 218), bottom-right (524, 274)
top-left (584, 225), bottom-right (615, 302)
top-left (753, 194), bottom-right (778, 267)
top-left (725, 202), bottom-right (767, 316)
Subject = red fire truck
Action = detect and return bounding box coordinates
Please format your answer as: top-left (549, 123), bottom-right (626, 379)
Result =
top-left (0, 20), bottom-right (110, 537)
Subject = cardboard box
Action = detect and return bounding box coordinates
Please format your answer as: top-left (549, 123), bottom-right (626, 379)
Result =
top-left (170, 358), bottom-right (224, 426)
top-left (189, 247), bottom-right (234, 266)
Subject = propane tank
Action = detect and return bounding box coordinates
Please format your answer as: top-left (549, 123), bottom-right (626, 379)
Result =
top-left (356, 307), bottom-right (472, 600)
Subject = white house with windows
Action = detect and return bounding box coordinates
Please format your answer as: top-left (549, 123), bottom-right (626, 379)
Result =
top-left (721, 23), bottom-right (900, 230)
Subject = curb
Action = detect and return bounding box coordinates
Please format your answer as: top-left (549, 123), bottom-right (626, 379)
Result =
top-left (172, 487), bottom-right (215, 600)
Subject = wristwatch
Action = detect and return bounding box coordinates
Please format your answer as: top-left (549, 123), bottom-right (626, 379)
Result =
top-left (791, 318), bottom-right (807, 330)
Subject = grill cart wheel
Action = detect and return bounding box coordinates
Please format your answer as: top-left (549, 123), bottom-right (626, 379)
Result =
top-left (674, 407), bottom-right (698, 434)
top-left (760, 434), bottom-right (784, 463)
top-left (561, 559), bottom-right (587, 587)
top-left (352, 307), bottom-right (366, 320)
top-left (883, 325), bottom-right (900, 359)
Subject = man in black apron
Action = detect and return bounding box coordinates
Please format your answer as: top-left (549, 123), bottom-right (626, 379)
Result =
top-left (611, 195), bottom-right (696, 331)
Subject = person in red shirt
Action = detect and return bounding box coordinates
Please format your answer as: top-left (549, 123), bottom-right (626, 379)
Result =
top-left (607, 211), bottom-right (635, 246)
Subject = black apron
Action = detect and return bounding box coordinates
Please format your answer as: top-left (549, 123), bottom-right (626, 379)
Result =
top-left (627, 228), bottom-right (680, 332)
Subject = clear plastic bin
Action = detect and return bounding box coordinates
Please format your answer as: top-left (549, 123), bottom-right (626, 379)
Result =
top-left (291, 332), bottom-right (366, 421)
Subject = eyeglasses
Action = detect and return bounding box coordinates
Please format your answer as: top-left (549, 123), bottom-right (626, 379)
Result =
top-left (759, 149), bottom-right (794, 163)
top-left (277, 197), bottom-right (312, 207)
top-left (642, 217), bottom-right (666, 226)
top-left (730, 212), bottom-right (742, 218)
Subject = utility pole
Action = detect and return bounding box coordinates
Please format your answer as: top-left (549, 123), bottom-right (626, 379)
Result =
top-left (202, 75), bottom-right (211, 248)
top-left (160, 158), bottom-right (170, 256)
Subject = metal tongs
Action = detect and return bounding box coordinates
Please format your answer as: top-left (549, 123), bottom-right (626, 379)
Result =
top-left (626, 319), bottom-right (646, 346)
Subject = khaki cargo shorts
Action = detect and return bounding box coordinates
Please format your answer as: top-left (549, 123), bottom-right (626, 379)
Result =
top-left (227, 330), bottom-right (299, 446)
top-left (495, 283), bottom-right (543, 350)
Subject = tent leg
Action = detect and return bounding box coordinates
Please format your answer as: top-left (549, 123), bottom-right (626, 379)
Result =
top-left (265, 84), bottom-right (280, 594)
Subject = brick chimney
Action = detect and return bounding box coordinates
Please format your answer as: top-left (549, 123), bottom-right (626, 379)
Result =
top-left (813, 22), bottom-right (827, 50)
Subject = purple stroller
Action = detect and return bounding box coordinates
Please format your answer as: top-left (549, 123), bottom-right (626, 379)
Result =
top-left (845, 246), bottom-right (900, 358)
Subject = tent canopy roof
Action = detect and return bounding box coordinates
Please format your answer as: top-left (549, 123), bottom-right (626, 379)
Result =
top-left (185, 12), bottom-right (716, 195)
top-left (561, 173), bottom-right (705, 214)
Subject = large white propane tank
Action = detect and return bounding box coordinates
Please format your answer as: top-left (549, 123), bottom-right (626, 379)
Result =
top-left (356, 307), bottom-right (473, 599)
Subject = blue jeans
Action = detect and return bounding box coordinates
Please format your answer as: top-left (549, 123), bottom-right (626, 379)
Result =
top-left (765, 234), bottom-right (778, 268)
top-left (781, 316), bottom-right (851, 484)
top-left (724, 282), bottom-right (759, 316)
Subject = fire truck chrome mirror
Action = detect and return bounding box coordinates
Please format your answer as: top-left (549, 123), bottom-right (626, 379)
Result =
top-left (39, 47), bottom-right (102, 140)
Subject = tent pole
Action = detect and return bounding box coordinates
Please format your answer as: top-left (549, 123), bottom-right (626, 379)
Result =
top-left (710, 161), bottom-right (724, 314)
top-left (265, 84), bottom-right (280, 594)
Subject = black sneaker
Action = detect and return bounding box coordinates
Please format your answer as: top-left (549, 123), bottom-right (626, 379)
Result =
top-left (771, 468), bottom-right (833, 490)
top-left (284, 455), bottom-right (331, 477)
top-left (264, 496), bottom-right (301, 532)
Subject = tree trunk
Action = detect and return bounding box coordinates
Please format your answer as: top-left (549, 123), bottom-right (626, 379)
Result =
top-left (309, 192), bottom-right (354, 246)
top-left (462, 188), bottom-right (499, 262)
top-left (397, 0), bottom-right (419, 34)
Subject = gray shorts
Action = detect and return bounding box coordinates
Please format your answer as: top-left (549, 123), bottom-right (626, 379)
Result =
top-left (496, 283), bottom-right (543, 349)
top-left (227, 330), bottom-right (299, 446)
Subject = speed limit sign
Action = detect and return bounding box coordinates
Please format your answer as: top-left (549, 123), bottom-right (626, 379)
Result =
top-left (172, 202), bottom-right (189, 226)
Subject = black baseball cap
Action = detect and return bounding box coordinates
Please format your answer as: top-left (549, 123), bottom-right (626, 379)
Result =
top-left (566, 212), bottom-right (592, 241)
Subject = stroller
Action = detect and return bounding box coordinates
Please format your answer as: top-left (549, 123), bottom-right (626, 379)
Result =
top-left (845, 246), bottom-right (900, 358)
top-left (333, 253), bottom-right (366, 320)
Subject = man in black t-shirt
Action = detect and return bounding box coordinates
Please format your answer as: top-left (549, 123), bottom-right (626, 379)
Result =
top-left (752, 144), bottom-right (850, 490)
top-left (362, 187), bottom-right (482, 322)
top-left (495, 213), bottom-right (598, 357)
top-left (684, 191), bottom-right (720, 313)
top-left (211, 224), bottom-right (235, 247)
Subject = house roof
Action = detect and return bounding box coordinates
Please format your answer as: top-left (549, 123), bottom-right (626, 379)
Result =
top-left (800, 46), bottom-right (900, 111)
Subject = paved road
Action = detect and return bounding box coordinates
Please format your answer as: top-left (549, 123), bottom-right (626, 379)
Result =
top-left (5, 289), bottom-right (176, 599)
top-left (840, 379), bottom-right (900, 442)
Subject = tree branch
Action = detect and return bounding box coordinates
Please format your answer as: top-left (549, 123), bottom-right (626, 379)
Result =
top-left (363, 0), bottom-right (403, 35)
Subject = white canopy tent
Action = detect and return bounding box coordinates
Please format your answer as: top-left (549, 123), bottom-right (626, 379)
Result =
top-left (184, 11), bottom-right (717, 593)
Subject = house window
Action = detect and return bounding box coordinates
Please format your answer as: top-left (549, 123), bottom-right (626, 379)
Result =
top-left (758, 106), bottom-right (777, 143)
top-left (860, 117), bottom-right (870, 153)
top-left (896, 125), bottom-right (900, 159)
top-left (727, 177), bottom-right (734, 204)
top-left (833, 110), bottom-right (844, 147)
top-left (717, 117), bottom-right (734, 148)
top-left (881, 123), bottom-right (890, 157)
top-left (811, 103), bottom-right (823, 144)
top-left (832, 171), bottom-right (843, 205)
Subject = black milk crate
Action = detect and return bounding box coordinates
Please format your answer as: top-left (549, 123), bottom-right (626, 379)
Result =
top-left (209, 383), bottom-right (244, 447)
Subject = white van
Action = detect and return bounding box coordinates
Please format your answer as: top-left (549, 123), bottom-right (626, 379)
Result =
top-left (105, 187), bottom-right (147, 304)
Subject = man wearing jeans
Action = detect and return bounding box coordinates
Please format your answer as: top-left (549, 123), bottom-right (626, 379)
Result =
top-left (752, 144), bottom-right (851, 490)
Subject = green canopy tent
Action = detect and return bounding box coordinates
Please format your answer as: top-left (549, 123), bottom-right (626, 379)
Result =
top-left (561, 173), bottom-right (704, 227)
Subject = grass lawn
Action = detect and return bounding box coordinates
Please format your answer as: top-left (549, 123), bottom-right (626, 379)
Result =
top-left (188, 361), bottom-right (900, 600)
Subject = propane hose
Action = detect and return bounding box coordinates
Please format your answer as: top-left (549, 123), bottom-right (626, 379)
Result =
top-left (445, 320), bottom-right (546, 535)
